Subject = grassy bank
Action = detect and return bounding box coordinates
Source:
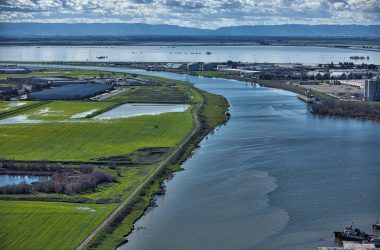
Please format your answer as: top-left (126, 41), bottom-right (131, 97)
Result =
top-left (85, 89), bottom-right (229, 249)
top-left (0, 101), bottom-right (45, 117)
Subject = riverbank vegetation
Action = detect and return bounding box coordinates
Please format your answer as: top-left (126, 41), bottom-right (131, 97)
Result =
top-left (86, 89), bottom-right (229, 250)
top-left (0, 67), bottom-right (229, 249)
top-left (311, 100), bottom-right (380, 121)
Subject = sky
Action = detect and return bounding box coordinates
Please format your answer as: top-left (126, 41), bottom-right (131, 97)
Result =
top-left (0, 0), bottom-right (379, 28)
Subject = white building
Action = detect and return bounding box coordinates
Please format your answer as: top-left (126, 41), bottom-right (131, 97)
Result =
top-left (339, 79), bottom-right (366, 89)
top-left (216, 65), bottom-right (229, 70)
top-left (365, 77), bottom-right (380, 101)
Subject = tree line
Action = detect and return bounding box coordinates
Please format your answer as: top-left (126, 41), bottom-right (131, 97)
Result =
top-left (0, 169), bottom-right (115, 195)
top-left (311, 100), bottom-right (380, 121)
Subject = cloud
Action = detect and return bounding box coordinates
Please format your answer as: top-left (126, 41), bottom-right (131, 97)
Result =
top-left (0, 0), bottom-right (379, 27)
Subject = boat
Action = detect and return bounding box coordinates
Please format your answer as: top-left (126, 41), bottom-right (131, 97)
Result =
top-left (334, 226), bottom-right (368, 242)
top-left (373, 215), bottom-right (380, 230)
top-left (206, 51), bottom-right (212, 55)
top-left (334, 225), bottom-right (380, 247)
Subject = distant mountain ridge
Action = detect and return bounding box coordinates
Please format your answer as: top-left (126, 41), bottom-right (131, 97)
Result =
top-left (0, 23), bottom-right (379, 38)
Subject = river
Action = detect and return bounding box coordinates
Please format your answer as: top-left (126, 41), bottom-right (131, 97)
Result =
top-left (2, 45), bottom-right (380, 64)
top-left (19, 64), bottom-right (380, 249)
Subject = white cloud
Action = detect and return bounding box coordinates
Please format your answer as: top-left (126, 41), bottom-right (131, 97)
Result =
top-left (0, 0), bottom-right (378, 27)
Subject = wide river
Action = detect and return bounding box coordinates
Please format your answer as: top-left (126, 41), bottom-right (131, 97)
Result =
top-left (20, 64), bottom-right (380, 249)
top-left (3, 45), bottom-right (380, 64)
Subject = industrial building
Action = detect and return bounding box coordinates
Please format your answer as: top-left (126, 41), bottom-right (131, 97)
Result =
top-left (202, 63), bottom-right (218, 71)
top-left (7, 76), bottom-right (87, 87)
top-left (7, 76), bottom-right (38, 85)
top-left (28, 84), bottom-right (112, 100)
top-left (187, 62), bottom-right (201, 71)
top-left (166, 63), bottom-right (186, 70)
top-left (365, 78), bottom-right (380, 101)
top-left (217, 65), bottom-right (229, 70)
top-left (0, 68), bottom-right (29, 74)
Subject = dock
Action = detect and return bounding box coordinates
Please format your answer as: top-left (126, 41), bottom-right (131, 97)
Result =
top-left (319, 241), bottom-right (377, 250)
top-left (297, 94), bottom-right (315, 103)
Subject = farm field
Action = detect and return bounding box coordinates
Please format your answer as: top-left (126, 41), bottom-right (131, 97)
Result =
top-left (0, 200), bottom-right (115, 250)
top-left (0, 67), bottom-right (228, 250)
top-left (9, 100), bottom-right (117, 121)
top-left (0, 101), bottom-right (40, 115)
top-left (0, 68), bottom-right (131, 81)
top-left (107, 85), bottom-right (188, 103)
top-left (0, 111), bottom-right (193, 161)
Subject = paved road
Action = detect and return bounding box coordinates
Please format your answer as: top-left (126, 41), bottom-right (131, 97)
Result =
top-left (76, 102), bottom-right (202, 250)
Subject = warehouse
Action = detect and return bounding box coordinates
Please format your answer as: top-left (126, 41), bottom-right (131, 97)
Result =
top-left (7, 76), bottom-right (86, 87)
top-left (0, 68), bottom-right (29, 74)
top-left (202, 63), bottom-right (218, 71)
top-left (187, 62), bottom-right (201, 71)
top-left (28, 84), bottom-right (112, 100)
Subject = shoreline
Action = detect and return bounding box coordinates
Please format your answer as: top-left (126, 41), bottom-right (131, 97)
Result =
top-left (83, 80), bottom-right (230, 248)
top-left (182, 71), bottom-right (380, 122)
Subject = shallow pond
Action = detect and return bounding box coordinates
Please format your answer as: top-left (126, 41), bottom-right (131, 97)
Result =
top-left (94, 103), bottom-right (190, 119)
top-left (0, 174), bottom-right (51, 187)
top-left (0, 115), bottom-right (44, 125)
top-left (71, 109), bottom-right (98, 118)
top-left (6, 102), bottom-right (27, 107)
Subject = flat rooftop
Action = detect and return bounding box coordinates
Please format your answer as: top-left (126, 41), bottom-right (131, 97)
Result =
top-left (29, 84), bottom-right (112, 100)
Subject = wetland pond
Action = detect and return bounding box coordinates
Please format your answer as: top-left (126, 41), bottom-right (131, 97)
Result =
top-left (94, 103), bottom-right (189, 119)
top-left (0, 175), bottom-right (51, 187)
top-left (0, 104), bottom-right (189, 124)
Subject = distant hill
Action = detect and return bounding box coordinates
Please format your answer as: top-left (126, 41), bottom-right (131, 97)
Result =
top-left (0, 23), bottom-right (379, 38)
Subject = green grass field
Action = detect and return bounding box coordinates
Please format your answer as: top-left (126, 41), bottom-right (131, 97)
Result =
top-left (107, 86), bottom-right (188, 103)
top-left (10, 101), bottom-right (117, 121)
top-left (0, 69), bottom-right (132, 80)
top-left (0, 67), bottom-right (228, 250)
top-left (0, 111), bottom-right (193, 161)
top-left (82, 166), bottom-right (155, 202)
top-left (0, 200), bottom-right (115, 250)
top-left (190, 70), bottom-right (234, 78)
top-left (0, 101), bottom-right (40, 115)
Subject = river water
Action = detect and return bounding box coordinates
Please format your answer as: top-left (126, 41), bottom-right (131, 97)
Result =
top-left (18, 64), bottom-right (380, 249)
top-left (2, 45), bottom-right (380, 64)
